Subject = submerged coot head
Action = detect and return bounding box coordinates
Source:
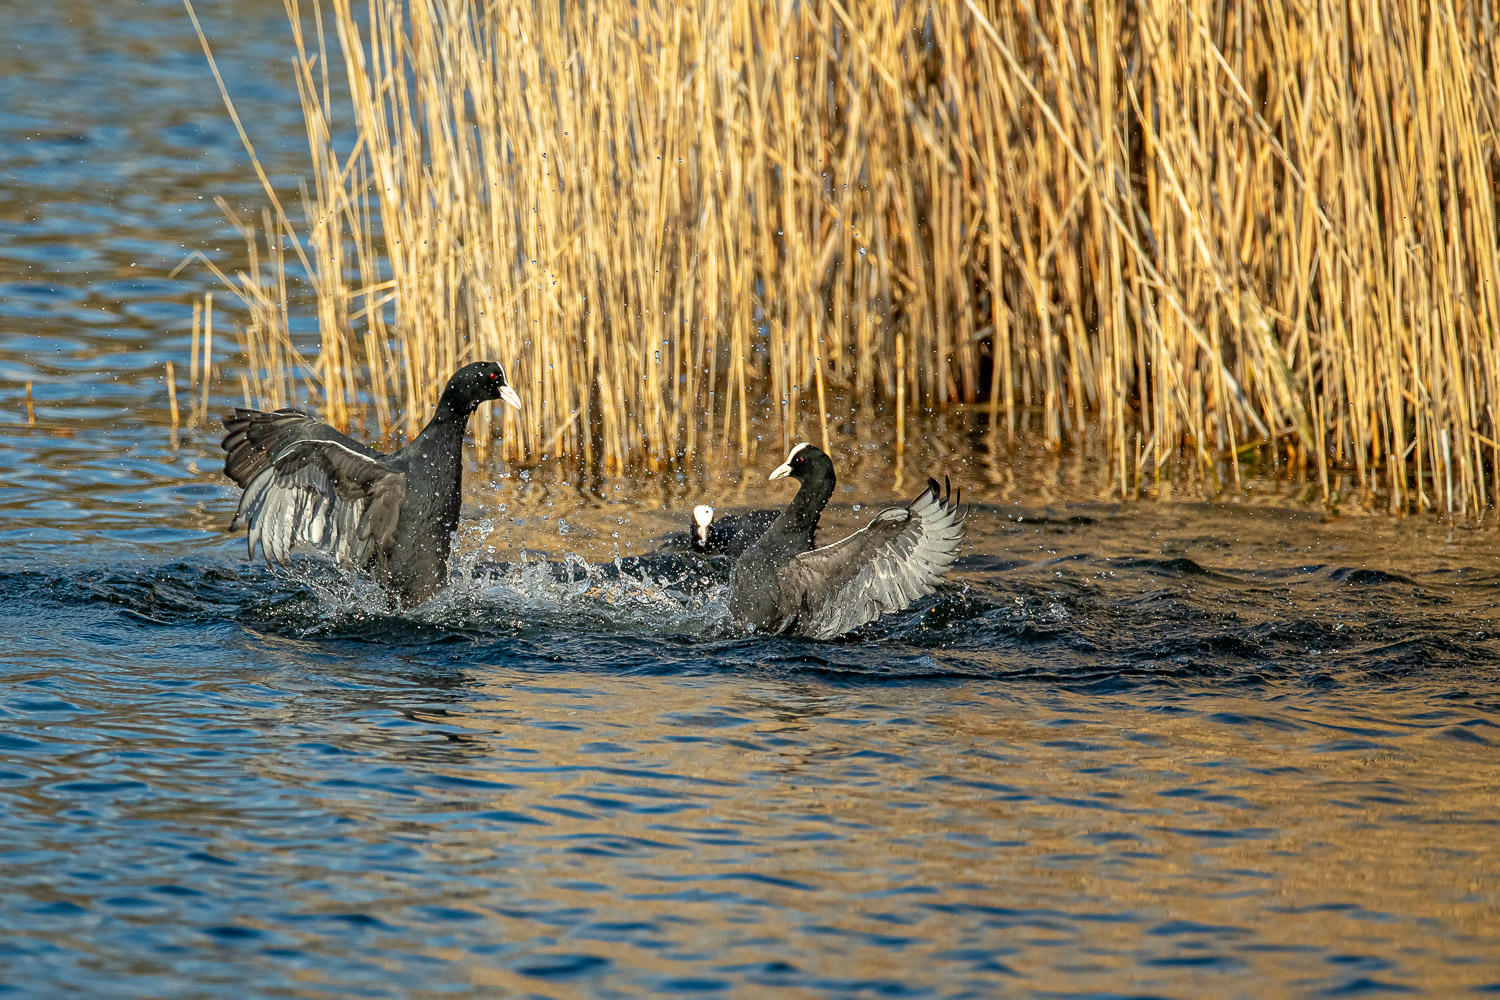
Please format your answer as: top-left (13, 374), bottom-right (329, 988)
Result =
top-left (449, 360), bottom-right (522, 411)
top-left (768, 442), bottom-right (832, 482)
top-left (693, 504), bottom-right (715, 546)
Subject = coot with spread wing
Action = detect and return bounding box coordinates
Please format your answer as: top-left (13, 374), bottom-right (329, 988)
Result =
top-left (729, 443), bottom-right (964, 638)
top-left (221, 360), bottom-right (521, 605)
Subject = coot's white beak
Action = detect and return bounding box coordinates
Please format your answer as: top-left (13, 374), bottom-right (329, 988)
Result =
top-left (693, 505), bottom-right (714, 544)
top-left (499, 384), bottom-right (522, 410)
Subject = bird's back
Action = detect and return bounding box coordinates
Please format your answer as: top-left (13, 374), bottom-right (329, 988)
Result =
top-left (709, 508), bottom-right (793, 559)
top-left (728, 513), bottom-right (814, 630)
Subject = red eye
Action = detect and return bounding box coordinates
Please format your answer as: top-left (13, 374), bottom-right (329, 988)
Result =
top-left (489, 373), bottom-right (499, 380)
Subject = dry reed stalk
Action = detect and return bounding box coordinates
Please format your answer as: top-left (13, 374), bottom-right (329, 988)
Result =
top-left (166, 362), bottom-right (179, 429)
top-left (185, 0), bottom-right (1500, 511)
top-left (199, 292), bottom-right (213, 425)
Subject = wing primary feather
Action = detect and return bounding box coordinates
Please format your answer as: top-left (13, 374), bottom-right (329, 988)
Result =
top-left (226, 428), bottom-right (403, 572)
top-left (777, 471), bottom-right (966, 638)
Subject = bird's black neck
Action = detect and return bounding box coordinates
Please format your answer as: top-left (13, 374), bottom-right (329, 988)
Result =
top-left (429, 383), bottom-right (482, 428)
top-left (762, 464), bottom-right (834, 554)
top-left (403, 387), bottom-right (477, 478)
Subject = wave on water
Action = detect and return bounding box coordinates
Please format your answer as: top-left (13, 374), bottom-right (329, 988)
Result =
top-left (9, 546), bottom-right (741, 638)
top-left (5, 512), bottom-right (1500, 686)
top-left (275, 546), bottom-right (739, 640)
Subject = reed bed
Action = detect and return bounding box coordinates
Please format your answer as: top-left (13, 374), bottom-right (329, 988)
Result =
top-left (189, 0), bottom-right (1500, 511)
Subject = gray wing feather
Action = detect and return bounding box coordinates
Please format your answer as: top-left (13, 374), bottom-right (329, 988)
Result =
top-left (222, 408), bottom-right (380, 489)
top-left (232, 440), bottom-right (406, 568)
top-left (779, 477), bottom-right (965, 638)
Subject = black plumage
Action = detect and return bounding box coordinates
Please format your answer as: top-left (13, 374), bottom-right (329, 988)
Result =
top-left (689, 504), bottom-right (813, 559)
top-left (729, 443), bottom-right (965, 638)
top-left (221, 360), bottom-right (521, 605)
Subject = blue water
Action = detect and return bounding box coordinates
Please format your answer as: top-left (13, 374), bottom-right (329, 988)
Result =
top-left (3, 2), bottom-right (1500, 997)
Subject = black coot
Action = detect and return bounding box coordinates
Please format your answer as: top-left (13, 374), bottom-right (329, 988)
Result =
top-left (729, 443), bottom-right (965, 638)
top-left (221, 360), bottom-right (522, 605)
top-left (689, 504), bottom-right (813, 559)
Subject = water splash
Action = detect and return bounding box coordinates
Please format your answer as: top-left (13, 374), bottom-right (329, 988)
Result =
top-left (210, 537), bottom-right (735, 642)
top-left (448, 547), bottom-right (733, 637)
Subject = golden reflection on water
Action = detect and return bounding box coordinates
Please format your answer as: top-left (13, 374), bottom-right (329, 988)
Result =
top-left (197, 669), bottom-right (1500, 997)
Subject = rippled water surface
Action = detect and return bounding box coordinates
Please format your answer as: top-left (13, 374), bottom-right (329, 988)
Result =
top-left (4, 2), bottom-right (1500, 997)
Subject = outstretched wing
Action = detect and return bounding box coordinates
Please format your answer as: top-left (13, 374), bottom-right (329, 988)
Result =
top-left (778, 477), bottom-right (965, 639)
top-left (222, 408), bottom-right (380, 489)
top-left (229, 437), bottom-right (405, 569)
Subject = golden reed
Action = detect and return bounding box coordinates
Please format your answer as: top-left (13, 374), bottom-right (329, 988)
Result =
top-left (185, 0), bottom-right (1500, 512)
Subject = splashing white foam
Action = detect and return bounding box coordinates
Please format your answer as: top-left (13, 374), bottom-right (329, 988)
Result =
top-left (250, 526), bottom-right (732, 639)
top-left (446, 547), bottom-right (732, 637)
